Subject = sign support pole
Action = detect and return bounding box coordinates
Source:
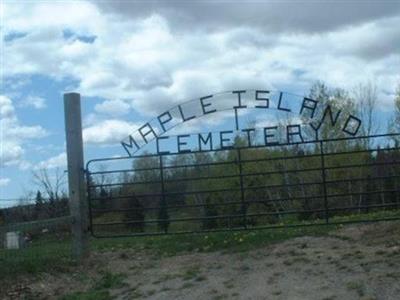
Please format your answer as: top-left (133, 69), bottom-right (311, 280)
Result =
top-left (64, 93), bottom-right (89, 260)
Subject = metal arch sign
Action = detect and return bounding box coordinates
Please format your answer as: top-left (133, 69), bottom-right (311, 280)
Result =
top-left (121, 90), bottom-right (362, 156)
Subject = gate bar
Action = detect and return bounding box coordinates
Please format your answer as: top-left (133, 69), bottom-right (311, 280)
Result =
top-left (319, 140), bottom-right (329, 224)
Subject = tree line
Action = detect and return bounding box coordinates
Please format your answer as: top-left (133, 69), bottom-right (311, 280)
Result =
top-left (2, 81), bottom-right (399, 234)
top-left (88, 82), bottom-right (400, 235)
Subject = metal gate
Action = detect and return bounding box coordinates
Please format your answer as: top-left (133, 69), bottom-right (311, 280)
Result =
top-left (86, 133), bottom-right (400, 237)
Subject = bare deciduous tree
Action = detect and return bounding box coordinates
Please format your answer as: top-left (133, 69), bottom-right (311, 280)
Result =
top-left (32, 167), bottom-right (67, 201)
top-left (389, 83), bottom-right (400, 144)
top-left (354, 82), bottom-right (379, 138)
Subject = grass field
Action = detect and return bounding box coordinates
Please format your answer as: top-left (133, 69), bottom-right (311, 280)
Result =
top-left (1, 210), bottom-right (399, 282)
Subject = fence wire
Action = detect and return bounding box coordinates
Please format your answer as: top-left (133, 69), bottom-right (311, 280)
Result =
top-left (0, 198), bottom-right (72, 284)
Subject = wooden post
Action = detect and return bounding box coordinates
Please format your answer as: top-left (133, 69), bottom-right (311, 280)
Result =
top-left (64, 93), bottom-right (89, 259)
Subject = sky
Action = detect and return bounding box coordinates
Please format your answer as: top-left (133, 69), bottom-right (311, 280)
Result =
top-left (1, 0), bottom-right (400, 203)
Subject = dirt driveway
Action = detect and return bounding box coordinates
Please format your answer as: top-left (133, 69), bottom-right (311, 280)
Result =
top-left (5, 222), bottom-right (400, 299)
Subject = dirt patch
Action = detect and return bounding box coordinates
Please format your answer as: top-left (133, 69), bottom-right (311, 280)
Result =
top-left (333, 222), bottom-right (400, 246)
top-left (3, 221), bottom-right (400, 300)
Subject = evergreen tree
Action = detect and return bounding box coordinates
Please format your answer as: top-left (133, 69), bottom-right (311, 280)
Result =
top-left (157, 197), bottom-right (170, 233)
top-left (99, 187), bottom-right (108, 210)
top-left (202, 196), bottom-right (218, 229)
top-left (124, 193), bottom-right (145, 232)
top-left (35, 190), bottom-right (43, 206)
top-left (35, 190), bottom-right (44, 219)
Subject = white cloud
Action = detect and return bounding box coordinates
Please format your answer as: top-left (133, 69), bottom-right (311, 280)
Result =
top-left (0, 178), bottom-right (11, 187)
top-left (3, 2), bottom-right (100, 35)
top-left (95, 1), bottom-right (400, 34)
top-left (35, 152), bottom-right (67, 170)
top-left (4, 2), bottom-right (399, 119)
top-left (1, 141), bottom-right (24, 166)
top-left (0, 95), bottom-right (15, 117)
top-left (2, 1), bottom-right (400, 199)
top-left (94, 99), bottom-right (130, 116)
top-left (0, 95), bottom-right (48, 167)
top-left (20, 95), bottom-right (46, 109)
top-left (3, 1), bottom-right (400, 120)
top-left (83, 119), bottom-right (139, 145)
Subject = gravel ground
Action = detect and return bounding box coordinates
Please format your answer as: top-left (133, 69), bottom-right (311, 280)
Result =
top-left (3, 222), bottom-right (400, 300)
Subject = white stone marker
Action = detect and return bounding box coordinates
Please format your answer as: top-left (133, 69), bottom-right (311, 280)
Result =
top-left (5, 231), bottom-right (23, 249)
